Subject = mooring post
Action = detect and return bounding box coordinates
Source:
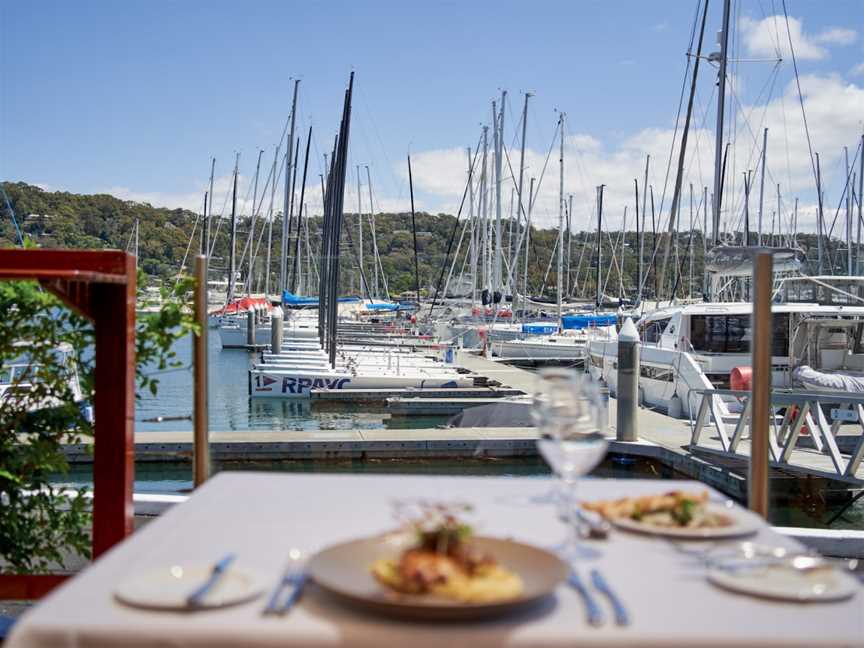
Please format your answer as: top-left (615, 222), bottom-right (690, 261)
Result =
top-left (750, 250), bottom-right (772, 517)
top-left (246, 308), bottom-right (255, 347)
top-left (193, 255), bottom-right (210, 487)
top-left (616, 317), bottom-right (640, 442)
top-left (271, 305), bottom-right (284, 354)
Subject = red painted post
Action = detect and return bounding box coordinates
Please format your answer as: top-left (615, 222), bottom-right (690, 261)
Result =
top-left (92, 255), bottom-right (136, 556)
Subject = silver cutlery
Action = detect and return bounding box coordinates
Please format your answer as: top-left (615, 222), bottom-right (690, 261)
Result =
top-left (590, 569), bottom-right (629, 626)
top-left (262, 549), bottom-right (306, 616)
top-left (568, 569), bottom-right (604, 626)
top-left (186, 553), bottom-right (236, 608)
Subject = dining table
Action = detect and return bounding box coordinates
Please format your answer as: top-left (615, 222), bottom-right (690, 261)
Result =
top-left (6, 472), bottom-right (862, 647)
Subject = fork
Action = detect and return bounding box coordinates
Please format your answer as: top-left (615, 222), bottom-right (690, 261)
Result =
top-left (262, 550), bottom-right (306, 616)
top-left (568, 569), bottom-right (604, 626)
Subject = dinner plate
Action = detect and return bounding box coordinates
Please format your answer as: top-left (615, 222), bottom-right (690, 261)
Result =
top-left (708, 563), bottom-right (860, 602)
top-left (609, 503), bottom-right (760, 539)
top-left (306, 534), bottom-right (568, 620)
top-left (115, 564), bottom-right (266, 611)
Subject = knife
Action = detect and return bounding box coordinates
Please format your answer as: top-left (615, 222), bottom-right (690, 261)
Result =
top-left (568, 569), bottom-right (604, 626)
top-left (590, 569), bottom-right (629, 626)
top-left (186, 553), bottom-right (237, 608)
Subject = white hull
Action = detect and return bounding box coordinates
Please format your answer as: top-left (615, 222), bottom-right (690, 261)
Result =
top-left (250, 368), bottom-right (474, 398)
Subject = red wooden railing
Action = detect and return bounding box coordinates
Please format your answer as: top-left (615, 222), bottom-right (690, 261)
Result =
top-left (0, 249), bottom-right (136, 599)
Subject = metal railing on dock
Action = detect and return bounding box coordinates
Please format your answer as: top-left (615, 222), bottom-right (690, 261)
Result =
top-left (690, 388), bottom-right (864, 483)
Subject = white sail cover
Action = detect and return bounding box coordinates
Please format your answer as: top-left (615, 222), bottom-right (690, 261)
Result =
top-left (704, 246), bottom-right (805, 277)
top-left (792, 365), bottom-right (864, 393)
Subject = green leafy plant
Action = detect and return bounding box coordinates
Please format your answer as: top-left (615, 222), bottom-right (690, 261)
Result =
top-left (0, 273), bottom-right (197, 573)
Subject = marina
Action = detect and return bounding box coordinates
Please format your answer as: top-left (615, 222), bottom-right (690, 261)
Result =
top-left (2, 0), bottom-right (863, 644)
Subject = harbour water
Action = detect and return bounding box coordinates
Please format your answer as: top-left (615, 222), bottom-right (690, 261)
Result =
top-left (136, 333), bottom-right (448, 434)
top-left (121, 331), bottom-right (863, 531)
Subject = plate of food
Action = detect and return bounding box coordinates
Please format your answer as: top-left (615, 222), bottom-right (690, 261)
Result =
top-left (306, 501), bottom-right (568, 619)
top-left (583, 490), bottom-right (760, 539)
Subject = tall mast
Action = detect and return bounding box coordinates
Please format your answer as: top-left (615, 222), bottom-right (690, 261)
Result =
top-left (638, 155), bottom-right (649, 303)
top-left (858, 133), bottom-right (864, 275)
top-left (293, 126), bottom-right (312, 294)
top-left (659, 0), bottom-right (709, 298)
top-left (845, 146), bottom-right (852, 276)
top-left (265, 146), bottom-right (279, 296)
top-left (280, 79), bottom-right (300, 294)
top-left (634, 178), bottom-right (641, 303)
top-left (205, 157), bottom-right (215, 255)
top-left (816, 153), bottom-right (824, 274)
top-left (557, 112), bottom-right (565, 329)
top-left (493, 92), bottom-right (506, 296)
top-left (712, 0), bottom-right (731, 246)
top-left (479, 126), bottom-right (490, 295)
top-left (596, 185), bottom-right (604, 308)
top-left (567, 194), bottom-right (574, 298)
top-left (468, 147), bottom-right (477, 307)
top-left (365, 165), bottom-right (380, 298)
top-left (523, 177), bottom-right (535, 311)
top-left (758, 128), bottom-right (768, 247)
top-left (407, 155), bottom-right (421, 302)
top-left (247, 148), bottom-right (263, 295)
top-left (227, 152), bottom-right (239, 304)
top-left (356, 165), bottom-right (366, 297)
top-left (515, 92), bottom-right (530, 306)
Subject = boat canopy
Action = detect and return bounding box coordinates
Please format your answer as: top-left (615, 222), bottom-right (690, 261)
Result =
top-left (365, 302), bottom-right (399, 312)
top-left (282, 291), bottom-right (361, 308)
top-left (522, 323), bottom-right (559, 335)
top-left (561, 314), bottom-right (617, 330)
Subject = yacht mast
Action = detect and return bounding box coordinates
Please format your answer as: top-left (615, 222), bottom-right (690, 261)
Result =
top-left (557, 112), bottom-right (565, 330)
top-left (227, 152), bottom-right (239, 304)
top-left (468, 147), bottom-right (477, 307)
top-left (205, 157), bottom-right (215, 255)
top-left (265, 146), bottom-right (279, 296)
top-left (493, 94), bottom-right (506, 297)
top-left (515, 92), bottom-right (530, 308)
top-left (712, 0), bottom-right (731, 246)
top-left (479, 126), bottom-right (490, 296)
top-left (247, 148), bottom-right (263, 295)
top-left (758, 128), bottom-right (768, 246)
top-left (596, 185), bottom-right (604, 308)
top-left (365, 166), bottom-right (381, 298)
top-left (280, 80), bottom-right (299, 293)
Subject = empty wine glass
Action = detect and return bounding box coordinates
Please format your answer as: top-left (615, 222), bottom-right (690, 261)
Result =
top-left (532, 368), bottom-right (608, 561)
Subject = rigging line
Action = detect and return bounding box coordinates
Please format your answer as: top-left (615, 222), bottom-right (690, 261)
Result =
top-left (824, 140), bottom-right (863, 242)
top-left (655, 0), bottom-right (703, 221)
top-left (426, 132), bottom-right (484, 317)
top-left (781, 0), bottom-right (819, 194)
top-left (0, 183), bottom-right (24, 246)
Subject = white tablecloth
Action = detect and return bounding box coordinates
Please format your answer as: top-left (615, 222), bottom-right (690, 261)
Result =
top-left (7, 473), bottom-right (863, 647)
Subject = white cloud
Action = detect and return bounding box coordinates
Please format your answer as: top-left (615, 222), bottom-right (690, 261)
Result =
top-left (852, 62), bottom-right (864, 77)
top-left (739, 16), bottom-right (856, 61)
top-left (814, 27), bottom-right (857, 46)
top-left (395, 74), bottom-right (864, 236)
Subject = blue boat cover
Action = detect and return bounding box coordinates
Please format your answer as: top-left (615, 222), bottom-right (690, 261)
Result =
top-left (282, 291), bottom-right (361, 307)
top-left (365, 302), bottom-right (399, 311)
top-left (561, 314), bottom-right (617, 330)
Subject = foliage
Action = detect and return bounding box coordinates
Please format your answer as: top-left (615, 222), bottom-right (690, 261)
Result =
top-left (2, 181), bottom-right (841, 302)
top-left (0, 271), bottom-right (197, 573)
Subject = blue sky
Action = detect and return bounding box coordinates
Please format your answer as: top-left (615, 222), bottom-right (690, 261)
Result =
top-left (2, 1), bottom-right (863, 233)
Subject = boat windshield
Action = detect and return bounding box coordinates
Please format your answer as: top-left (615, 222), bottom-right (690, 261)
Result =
top-left (689, 313), bottom-right (789, 356)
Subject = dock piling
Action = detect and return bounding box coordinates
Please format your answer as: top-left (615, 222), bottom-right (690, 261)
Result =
top-left (193, 255), bottom-right (210, 487)
top-left (246, 308), bottom-right (255, 347)
top-left (615, 317), bottom-right (640, 442)
top-left (749, 250), bottom-right (772, 518)
top-left (271, 305), bottom-right (284, 353)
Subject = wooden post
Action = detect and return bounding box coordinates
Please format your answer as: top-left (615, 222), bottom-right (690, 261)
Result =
top-left (750, 250), bottom-right (772, 518)
top-left (193, 255), bottom-right (210, 487)
top-left (91, 255), bottom-right (136, 557)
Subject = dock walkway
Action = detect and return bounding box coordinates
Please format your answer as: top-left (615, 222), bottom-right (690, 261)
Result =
top-left (58, 352), bottom-right (864, 500)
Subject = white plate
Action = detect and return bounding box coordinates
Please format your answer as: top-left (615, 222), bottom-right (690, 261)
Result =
top-left (610, 504), bottom-right (760, 539)
top-left (708, 563), bottom-right (861, 602)
top-left (115, 564), bottom-right (266, 611)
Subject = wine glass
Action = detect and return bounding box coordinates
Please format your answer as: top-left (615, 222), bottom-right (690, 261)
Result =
top-left (532, 368), bottom-right (608, 562)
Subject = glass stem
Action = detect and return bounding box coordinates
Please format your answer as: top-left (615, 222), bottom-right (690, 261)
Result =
top-left (565, 478), bottom-right (579, 562)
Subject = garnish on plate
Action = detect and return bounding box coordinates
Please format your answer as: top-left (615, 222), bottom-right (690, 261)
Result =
top-left (583, 490), bottom-right (731, 529)
top-left (371, 501), bottom-right (523, 603)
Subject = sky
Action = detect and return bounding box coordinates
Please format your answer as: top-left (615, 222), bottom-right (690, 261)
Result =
top-left (2, 1), bottom-right (863, 235)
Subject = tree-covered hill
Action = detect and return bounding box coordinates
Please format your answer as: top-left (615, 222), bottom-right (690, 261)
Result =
top-left (1, 181), bottom-right (839, 301)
